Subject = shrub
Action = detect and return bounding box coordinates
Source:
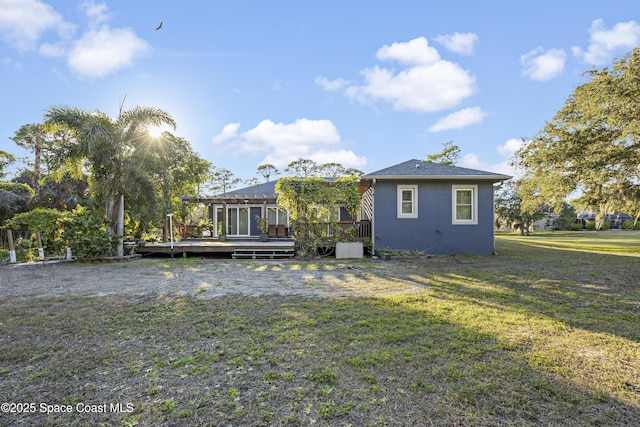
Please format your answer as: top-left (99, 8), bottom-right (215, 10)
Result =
top-left (601, 221), bottom-right (611, 230)
top-left (6, 206), bottom-right (113, 259)
top-left (622, 220), bottom-right (640, 230)
top-left (6, 208), bottom-right (68, 256)
top-left (585, 221), bottom-right (596, 231)
top-left (0, 249), bottom-right (9, 263)
top-left (569, 222), bottom-right (583, 231)
top-left (61, 206), bottom-right (114, 258)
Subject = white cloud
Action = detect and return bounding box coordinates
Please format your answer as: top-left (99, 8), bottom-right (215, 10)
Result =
top-left (212, 123), bottom-right (241, 144)
top-left (572, 19), bottom-right (640, 65)
top-left (80, 0), bottom-right (110, 27)
top-left (0, 0), bottom-right (75, 51)
top-left (314, 76), bottom-right (350, 91)
top-left (0, 0), bottom-right (149, 79)
top-left (320, 37), bottom-right (477, 114)
top-left (520, 47), bottom-right (566, 81)
top-left (213, 119), bottom-right (368, 171)
top-left (459, 153), bottom-right (514, 177)
top-left (434, 32), bottom-right (478, 55)
top-left (67, 26), bottom-right (149, 78)
top-left (39, 41), bottom-right (66, 57)
top-left (459, 138), bottom-right (524, 177)
top-left (428, 107), bottom-right (488, 133)
top-left (1, 56), bottom-right (22, 71)
top-left (375, 36), bottom-right (441, 65)
top-left (496, 138), bottom-right (524, 159)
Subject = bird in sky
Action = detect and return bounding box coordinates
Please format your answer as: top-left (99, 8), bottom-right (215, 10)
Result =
top-left (156, 22), bottom-right (163, 30)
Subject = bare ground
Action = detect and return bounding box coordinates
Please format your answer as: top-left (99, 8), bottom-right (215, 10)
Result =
top-left (0, 258), bottom-right (430, 300)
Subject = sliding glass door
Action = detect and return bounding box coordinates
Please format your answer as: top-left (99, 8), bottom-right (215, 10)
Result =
top-left (227, 207), bottom-right (249, 236)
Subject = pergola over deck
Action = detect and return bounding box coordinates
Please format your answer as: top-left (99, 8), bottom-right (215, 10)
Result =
top-left (196, 179), bottom-right (371, 241)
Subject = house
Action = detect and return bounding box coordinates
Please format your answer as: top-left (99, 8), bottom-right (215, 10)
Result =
top-left (199, 159), bottom-right (511, 255)
top-left (198, 180), bottom-right (288, 238)
top-left (360, 159), bottom-right (511, 255)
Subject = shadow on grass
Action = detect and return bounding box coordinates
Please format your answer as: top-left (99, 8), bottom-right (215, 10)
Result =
top-left (0, 294), bottom-right (638, 426)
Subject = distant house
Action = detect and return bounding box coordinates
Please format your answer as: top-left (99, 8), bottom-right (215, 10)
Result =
top-left (360, 159), bottom-right (511, 255)
top-left (199, 159), bottom-right (511, 255)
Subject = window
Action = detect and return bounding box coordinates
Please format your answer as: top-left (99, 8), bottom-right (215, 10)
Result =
top-left (397, 185), bottom-right (418, 218)
top-left (227, 207), bottom-right (249, 235)
top-left (267, 207), bottom-right (289, 225)
top-left (452, 185), bottom-right (478, 225)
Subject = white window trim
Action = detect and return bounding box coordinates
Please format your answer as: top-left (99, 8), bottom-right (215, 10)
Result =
top-left (452, 185), bottom-right (478, 225)
top-left (397, 185), bottom-right (418, 218)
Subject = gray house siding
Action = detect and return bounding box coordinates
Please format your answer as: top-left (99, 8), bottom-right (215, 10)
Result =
top-left (372, 180), bottom-right (496, 255)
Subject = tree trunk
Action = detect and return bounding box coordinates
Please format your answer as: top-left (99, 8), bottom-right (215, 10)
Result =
top-left (105, 199), bottom-right (115, 236)
top-left (34, 125), bottom-right (42, 192)
top-left (116, 192), bottom-right (124, 257)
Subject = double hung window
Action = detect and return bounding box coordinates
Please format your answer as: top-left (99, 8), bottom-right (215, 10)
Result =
top-left (397, 185), bottom-right (418, 218)
top-left (452, 185), bottom-right (478, 225)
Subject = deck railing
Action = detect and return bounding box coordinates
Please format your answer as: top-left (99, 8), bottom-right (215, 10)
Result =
top-left (304, 221), bottom-right (371, 241)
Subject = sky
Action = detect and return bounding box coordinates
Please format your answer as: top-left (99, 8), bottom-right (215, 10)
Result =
top-left (1, 0), bottom-right (640, 190)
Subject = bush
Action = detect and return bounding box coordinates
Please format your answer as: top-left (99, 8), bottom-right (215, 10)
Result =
top-left (60, 206), bottom-right (114, 258)
top-left (601, 221), bottom-right (611, 230)
top-left (622, 220), bottom-right (640, 230)
top-left (569, 222), bottom-right (583, 231)
top-left (586, 221), bottom-right (596, 231)
top-left (6, 206), bottom-right (114, 259)
top-left (6, 208), bottom-right (68, 256)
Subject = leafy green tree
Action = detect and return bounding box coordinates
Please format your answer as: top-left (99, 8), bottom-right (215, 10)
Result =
top-left (315, 162), bottom-right (364, 178)
top-left (550, 202), bottom-right (578, 231)
top-left (6, 206), bottom-right (113, 258)
top-left (207, 166), bottom-right (241, 195)
top-left (0, 182), bottom-right (34, 226)
top-left (257, 163), bottom-right (279, 182)
top-left (45, 104), bottom-right (177, 256)
top-left (285, 158), bottom-right (319, 178)
top-left (494, 180), bottom-right (545, 236)
top-left (0, 150), bottom-right (16, 180)
top-left (514, 49), bottom-right (640, 228)
top-left (10, 124), bottom-right (50, 191)
top-left (427, 141), bottom-right (460, 166)
top-left (284, 158), bottom-right (363, 179)
top-left (275, 176), bottom-right (361, 255)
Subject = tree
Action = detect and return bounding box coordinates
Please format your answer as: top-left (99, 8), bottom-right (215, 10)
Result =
top-left (45, 104), bottom-right (177, 256)
top-left (315, 162), bottom-right (364, 178)
top-left (427, 141), bottom-right (460, 166)
top-left (10, 124), bottom-right (49, 191)
top-left (284, 158), bottom-right (363, 179)
top-left (285, 158), bottom-right (319, 178)
top-left (0, 182), bottom-right (34, 226)
top-left (207, 167), bottom-right (241, 195)
top-left (244, 177), bottom-right (260, 187)
top-left (257, 163), bottom-right (279, 182)
top-left (0, 150), bottom-right (16, 180)
top-left (494, 180), bottom-right (545, 236)
top-left (275, 175), bottom-right (361, 255)
top-left (514, 49), bottom-right (640, 228)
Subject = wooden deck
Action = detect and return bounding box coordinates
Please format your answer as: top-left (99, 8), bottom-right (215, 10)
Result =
top-left (135, 239), bottom-right (295, 258)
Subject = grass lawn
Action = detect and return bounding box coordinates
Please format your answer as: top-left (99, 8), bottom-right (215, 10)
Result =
top-left (1, 231), bottom-right (639, 426)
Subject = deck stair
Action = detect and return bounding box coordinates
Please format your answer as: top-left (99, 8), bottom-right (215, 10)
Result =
top-left (232, 248), bottom-right (295, 259)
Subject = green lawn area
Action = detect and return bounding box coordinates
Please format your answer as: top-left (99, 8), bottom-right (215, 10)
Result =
top-left (1, 231), bottom-right (639, 426)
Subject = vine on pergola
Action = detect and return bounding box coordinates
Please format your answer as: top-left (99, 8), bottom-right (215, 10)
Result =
top-left (275, 176), bottom-right (361, 255)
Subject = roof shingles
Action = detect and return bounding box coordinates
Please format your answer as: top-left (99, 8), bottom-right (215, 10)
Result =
top-left (362, 159), bottom-right (511, 180)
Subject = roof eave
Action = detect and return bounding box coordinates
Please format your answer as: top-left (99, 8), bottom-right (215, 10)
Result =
top-left (361, 174), bottom-right (512, 181)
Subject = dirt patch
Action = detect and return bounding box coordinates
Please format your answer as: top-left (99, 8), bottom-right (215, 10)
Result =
top-left (0, 258), bottom-right (429, 300)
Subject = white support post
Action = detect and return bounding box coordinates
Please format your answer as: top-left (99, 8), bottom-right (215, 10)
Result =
top-left (167, 213), bottom-right (174, 251)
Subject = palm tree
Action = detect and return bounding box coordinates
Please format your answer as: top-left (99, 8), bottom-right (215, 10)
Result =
top-left (45, 104), bottom-right (176, 256)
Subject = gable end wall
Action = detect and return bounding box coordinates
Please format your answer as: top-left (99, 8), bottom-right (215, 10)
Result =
top-left (373, 180), bottom-right (495, 255)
